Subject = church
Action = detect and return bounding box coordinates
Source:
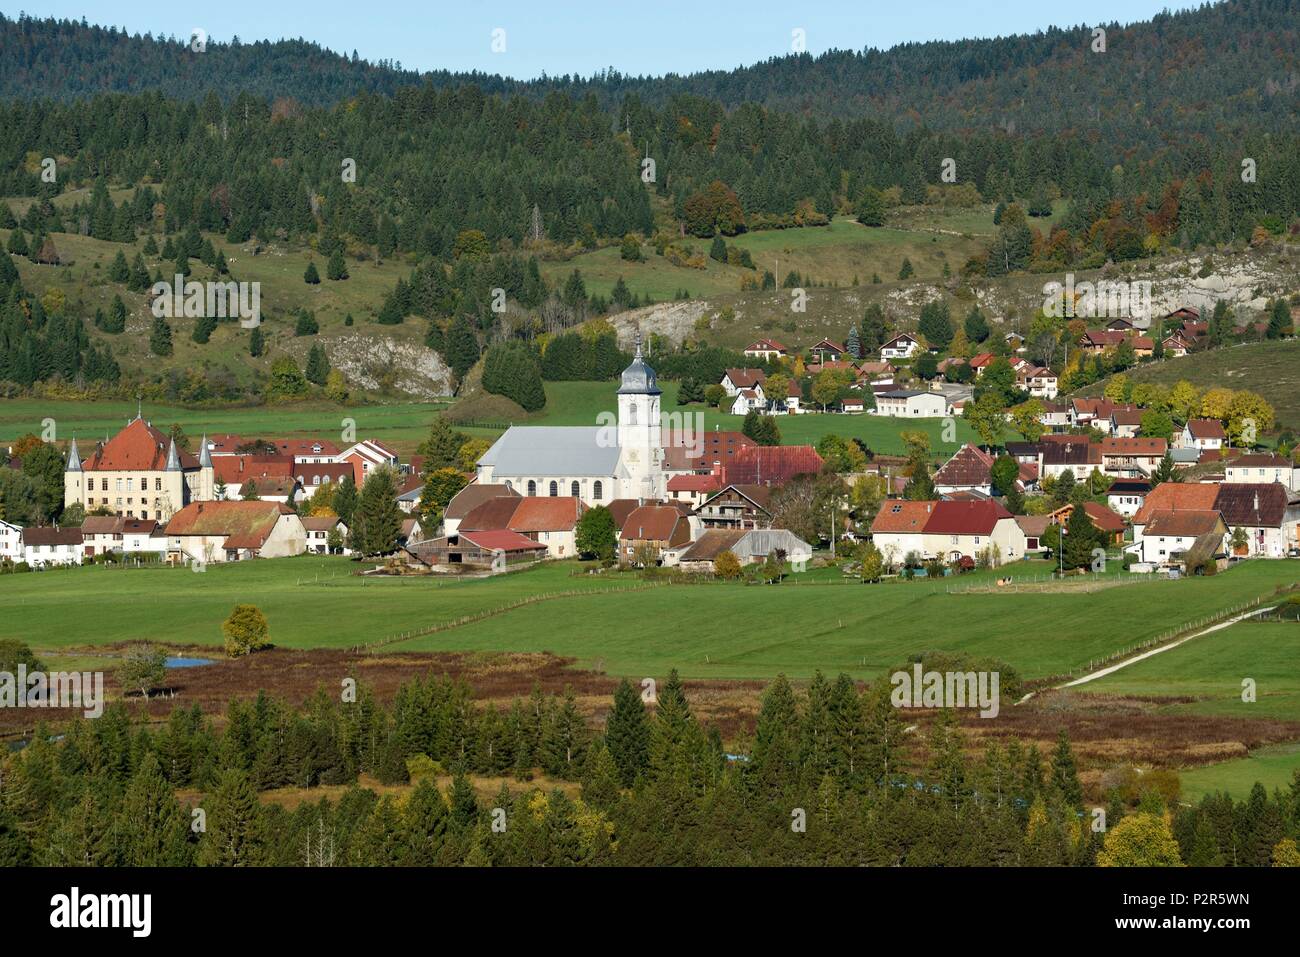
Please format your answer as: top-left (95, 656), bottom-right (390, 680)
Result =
top-left (475, 337), bottom-right (666, 504)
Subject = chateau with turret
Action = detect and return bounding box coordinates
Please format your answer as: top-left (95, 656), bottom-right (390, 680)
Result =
top-left (64, 414), bottom-right (216, 521)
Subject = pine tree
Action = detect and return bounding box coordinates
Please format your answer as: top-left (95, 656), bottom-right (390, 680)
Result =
top-left (192, 312), bottom-right (217, 344)
top-left (303, 261), bottom-right (320, 284)
top-left (354, 465), bottom-right (402, 556)
top-left (305, 343), bottom-right (329, 384)
top-left (327, 247), bottom-right (349, 280)
top-left (150, 315), bottom-right (173, 356)
top-left (119, 752), bottom-right (192, 866)
top-left (197, 769), bottom-right (263, 866)
top-left (108, 250), bottom-right (129, 282)
top-left (444, 314), bottom-right (480, 379)
top-left (1048, 730), bottom-right (1082, 807)
top-left (249, 326), bottom-right (264, 357)
top-left (605, 679), bottom-right (650, 787)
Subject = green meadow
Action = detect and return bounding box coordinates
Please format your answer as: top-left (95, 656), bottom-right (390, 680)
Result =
top-left (473, 380), bottom-right (979, 458)
top-left (1082, 619), bottom-right (1300, 722)
top-left (1180, 742), bottom-right (1300, 803)
top-left (1082, 618), bottom-right (1300, 801)
top-left (6, 555), bottom-right (1296, 684)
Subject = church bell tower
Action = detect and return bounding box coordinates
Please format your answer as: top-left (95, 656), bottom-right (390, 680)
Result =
top-left (616, 334), bottom-right (663, 499)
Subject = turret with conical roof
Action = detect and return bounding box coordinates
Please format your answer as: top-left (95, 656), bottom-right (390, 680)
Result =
top-left (165, 437), bottom-right (181, 471)
top-left (198, 434), bottom-right (212, 469)
top-left (66, 437), bottom-right (82, 471)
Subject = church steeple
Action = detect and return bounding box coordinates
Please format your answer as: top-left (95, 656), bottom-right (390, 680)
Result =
top-left (617, 331), bottom-right (661, 396)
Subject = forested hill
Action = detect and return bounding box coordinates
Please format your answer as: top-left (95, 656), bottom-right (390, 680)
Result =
top-left (2, 0), bottom-right (1299, 147)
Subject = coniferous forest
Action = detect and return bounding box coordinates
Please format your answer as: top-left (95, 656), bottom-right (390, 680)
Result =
top-left (4, 671), bottom-right (1296, 867)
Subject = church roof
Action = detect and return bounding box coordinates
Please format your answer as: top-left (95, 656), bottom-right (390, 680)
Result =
top-left (478, 427), bottom-right (622, 477)
top-left (617, 336), bottom-right (661, 395)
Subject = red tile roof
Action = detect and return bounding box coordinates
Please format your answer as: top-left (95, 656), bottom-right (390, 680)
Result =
top-left (1186, 419), bottom-right (1226, 440)
top-left (923, 499), bottom-right (1012, 535)
top-left (726, 445), bottom-right (824, 485)
top-left (214, 455), bottom-right (294, 485)
top-left (724, 368), bottom-right (767, 389)
top-left (1132, 483), bottom-right (1219, 525)
top-left (460, 496), bottom-right (525, 531)
top-left (83, 418), bottom-right (199, 471)
top-left (1101, 437), bottom-right (1168, 456)
top-left (1081, 502), bottom-right (1126, 533)
top-left (165, 500), bottom-right (295, 549)
top-left (870, 500), bottom-right (935, 534)
top-left (23, 526), bottom-right (83, 546)
top-left (933, 444), bottom-right (994, 487)
top-left (667, 473), bottom-right (723, 493)
top-left (293, 462), bottom-right (355, 485)
top-left (443, 482), bottom-right (520, 521)
top-left (619, 505), bottom-right (689, 543)
top-left (508, 496), bottom-right (584, 532)
top-left (1143, 509), bottom-right (1224, 538)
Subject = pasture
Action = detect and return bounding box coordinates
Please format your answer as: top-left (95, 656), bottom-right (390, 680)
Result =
top-left (6, 554), bottom-right (1296, 685)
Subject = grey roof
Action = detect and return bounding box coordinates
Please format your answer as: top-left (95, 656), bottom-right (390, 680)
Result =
top-left (617, 336), bottom-right (661, 395)
top-left (479, 427), bottom-right (623, 478)
top-left (198, 433), bottom-right (212, 468)
top-left (879, 389), bottom-right (929, 399)
top-left (66, 437), bottom-right (82, 471)
top-left (165, 437), bottom-right (181, 471)
top-left (736, 528), bottom-right (813, 558)
top-left (1168, 447), bottom-right (1201, 464)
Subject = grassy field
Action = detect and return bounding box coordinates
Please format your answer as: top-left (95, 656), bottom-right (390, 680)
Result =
top-left (0, 378), bottom-right (969, 459)
top-left (1086, 339), bottom-right (1300, 431)
top-left (0, 397), bottom-right (452, 454)
top-left (7, 554), bottom-right (1296, 683)
top-left (474, 380), bottom-right (979, 458)
top-left (1083, 620), bottom-right (1300, 722)
top-left (538, 214), bottom-right (984, 301)
top-left (1080, 618), bottom-right (1300, 800)
top-left (539, 206), bottom-right (1049, 302)
top-left (1180, 742), bottom-right (1300, 802)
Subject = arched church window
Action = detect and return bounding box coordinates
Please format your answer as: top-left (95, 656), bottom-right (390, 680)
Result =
top-left (571, 481), bottom-right (580, 497)
top-left (628, 402), bottom-right (638, 425)
top-left (593, 481), bottom-right (603, 500)
top-left (549, 481), bottom-right (558, 496)
top-left (527, 480), bottom-right (536, 496)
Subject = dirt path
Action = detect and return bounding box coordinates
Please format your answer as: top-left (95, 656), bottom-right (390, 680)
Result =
top-left (1017, 605), bottom-right (1270, 704)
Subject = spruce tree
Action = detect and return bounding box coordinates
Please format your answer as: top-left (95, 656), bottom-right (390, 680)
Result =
top-left (305, 343), bottom-right (329, 384)
top-left (327, 247), bottom-right (349, 280)
top-left (605, 679), bottom-right (650, 787)
top-left (150, 315), bottom-right (173, 356)
top-left (354, 465), bottom-right (402, 556)
top-left (303, 261), bottom-right (320, 284)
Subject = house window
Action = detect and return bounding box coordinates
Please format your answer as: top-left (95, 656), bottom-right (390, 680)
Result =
top-left (571, 481), bottom-right (580, 497)
top-left (527, 480), bottom-right (536, 496)
top-left (549, 481), bottom-right (558, 497)
top-left (155, 478), bottom-right (162, 491)
top-left (593, 481), bottom-right (603, 500)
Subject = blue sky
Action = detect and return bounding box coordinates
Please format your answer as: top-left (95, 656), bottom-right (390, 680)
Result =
top-left (13, 1), bottom-right (1201, 78)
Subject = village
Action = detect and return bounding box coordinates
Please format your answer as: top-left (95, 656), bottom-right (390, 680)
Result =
top-left (3, 306), bottom-right (1297, 580)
